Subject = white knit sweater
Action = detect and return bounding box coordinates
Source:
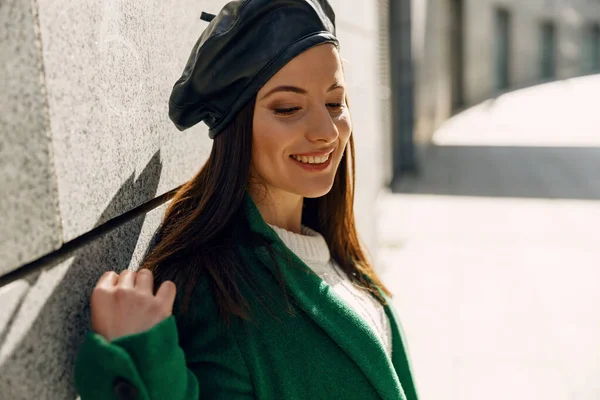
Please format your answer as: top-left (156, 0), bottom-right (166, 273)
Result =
top-left (267, 223), bottom-right (392, 359)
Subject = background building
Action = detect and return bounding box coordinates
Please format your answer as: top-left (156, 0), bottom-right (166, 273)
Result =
top-left (378, 2), bottom-right (600, 399)
top-left (385, 0), bottom-right (600, 180)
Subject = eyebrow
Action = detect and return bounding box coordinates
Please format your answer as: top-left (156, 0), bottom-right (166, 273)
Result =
top-left (259, 82), bottom-right (344, 101)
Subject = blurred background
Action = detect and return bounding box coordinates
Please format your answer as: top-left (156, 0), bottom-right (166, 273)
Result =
top-left (1, 0), bottom-right (599, 399)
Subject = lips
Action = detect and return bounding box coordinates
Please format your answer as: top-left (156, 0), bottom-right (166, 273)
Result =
top-left (291, 152), bottom-right (331, 164)
top-left (290, 151), bottom-right (333, 171)
top-left (290, 147), bottom-right (335, 158)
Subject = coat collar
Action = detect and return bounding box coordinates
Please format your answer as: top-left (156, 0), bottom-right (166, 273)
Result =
top-left (241, 190), bottom-right (408, 400)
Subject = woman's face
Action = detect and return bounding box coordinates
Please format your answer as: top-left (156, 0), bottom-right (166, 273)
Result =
top-left (251, 43), bottom-right (352, 199)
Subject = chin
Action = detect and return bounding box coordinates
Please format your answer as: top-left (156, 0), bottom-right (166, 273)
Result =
top-left (295, 182), bottom-right (335, 199)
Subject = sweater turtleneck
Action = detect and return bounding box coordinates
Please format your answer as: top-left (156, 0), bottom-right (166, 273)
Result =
top-left (267, 223), bottom-right (392, 359)
top-left (267, 224), bottom-right (330, 268)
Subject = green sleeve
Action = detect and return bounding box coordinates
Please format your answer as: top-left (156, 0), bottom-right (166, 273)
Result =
top-left (74, 316), bottom-right (197, 399)
top-left (74, 314), bottom-right (254, 399)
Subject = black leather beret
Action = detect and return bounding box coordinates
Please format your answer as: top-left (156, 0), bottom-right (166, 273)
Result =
top-left (168, 0), bottom-right (339, 139)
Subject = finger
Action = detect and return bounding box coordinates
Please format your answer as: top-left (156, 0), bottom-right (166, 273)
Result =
top-left (96, 271), bottom-right (119, 289)
top-left (135, 268), bottom-right (154, 294)
top-left (155, 281), bottom-right (177, 311)
top-left (117, 269), bottom-right (136, 289)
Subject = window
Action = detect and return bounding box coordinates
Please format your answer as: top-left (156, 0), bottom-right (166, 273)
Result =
top-left (540, 21), bottom-right (557, 79)
top-left (494, 8), bottom-right (511, 90)
top-left (581, 23), bottom-right (600, 73)
top-left (450, 0), bottom-right (465, 109)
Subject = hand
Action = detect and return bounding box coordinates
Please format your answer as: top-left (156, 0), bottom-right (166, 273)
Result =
top-left (90, 268), bottom-right (177, 341)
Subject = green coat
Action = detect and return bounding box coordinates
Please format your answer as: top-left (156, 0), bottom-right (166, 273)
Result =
top-left (74, 192), bottom-right (420, 400)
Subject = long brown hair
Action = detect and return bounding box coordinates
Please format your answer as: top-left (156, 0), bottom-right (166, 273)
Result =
top-left (140, 94), bottom-right (392, 326)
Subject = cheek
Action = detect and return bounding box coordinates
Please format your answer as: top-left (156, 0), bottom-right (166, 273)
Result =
top-left (252, 120), bottom-right (293, 173)
top-left (252, 116), bottom-right (278, 157)
top-left (252, 136), bottom-right (276, 175)
top-left (337, 114), bottom-right (352, 141)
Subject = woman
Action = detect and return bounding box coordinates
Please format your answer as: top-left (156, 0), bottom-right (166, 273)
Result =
top-left (74, 1), bottom-right (420, 399)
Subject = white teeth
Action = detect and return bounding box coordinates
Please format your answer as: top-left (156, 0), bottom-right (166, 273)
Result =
top-left (292, 153), bottom-right (330, 164)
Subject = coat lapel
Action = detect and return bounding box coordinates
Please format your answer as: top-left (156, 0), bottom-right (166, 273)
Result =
top-left (242, 192), bottom-right (407, 400)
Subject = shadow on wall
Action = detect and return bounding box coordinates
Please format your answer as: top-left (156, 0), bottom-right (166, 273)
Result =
top-left (392, 145), bottom-right (600, 201)
top-left (0, 151), bottom-right (163, 399)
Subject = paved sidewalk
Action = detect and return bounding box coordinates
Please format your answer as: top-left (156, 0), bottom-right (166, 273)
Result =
top-left (377, 75), bottom-right (600, 400)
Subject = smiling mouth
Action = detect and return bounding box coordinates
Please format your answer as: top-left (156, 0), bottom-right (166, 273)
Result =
top-left (290, 153), bottom-right (332, 164)
top-left (290, 147), bottom-right (335, 164)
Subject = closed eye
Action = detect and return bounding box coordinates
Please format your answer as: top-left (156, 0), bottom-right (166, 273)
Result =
top-left (273, 104), bottom-right (344, 116)
top-left (273, 107), bottom-right (301, 116)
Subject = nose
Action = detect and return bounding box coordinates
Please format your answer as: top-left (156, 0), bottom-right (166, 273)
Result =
top-left (304, 104), bottom-right (339, 143)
